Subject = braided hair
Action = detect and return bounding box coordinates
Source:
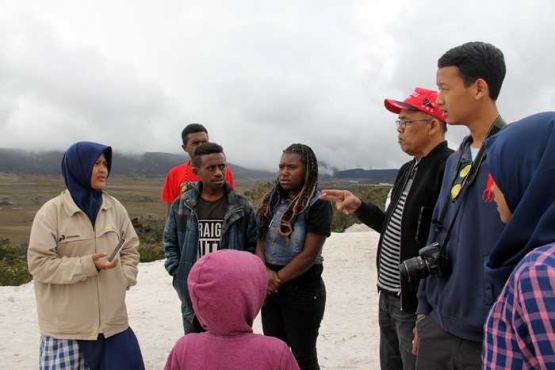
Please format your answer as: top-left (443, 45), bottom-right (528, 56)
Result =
top-left (257, 143), bottom-right (319, 240)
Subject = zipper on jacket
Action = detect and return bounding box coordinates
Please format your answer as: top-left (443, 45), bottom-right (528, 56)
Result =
top-left (220, 207), bottom-right (243, 244)
top-left (400, 162), bottom-right (420, 312)
top-left (93, 216), bottom-right (102, 334)
top-left (183, 200), bottom-right (200, 260)
top-left (380, 160), bottom-right (417, 312)
top-left (184, 190), bottom-right (243, 251)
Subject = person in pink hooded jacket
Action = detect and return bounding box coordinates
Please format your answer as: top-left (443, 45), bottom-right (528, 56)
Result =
top-left (164, 249), bottom-right (300, 370)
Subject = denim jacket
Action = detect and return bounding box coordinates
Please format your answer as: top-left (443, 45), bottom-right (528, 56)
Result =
top-left (264, 192), bottom-right (323, 266)
top-left (163, 182), bottom-right (258, 322)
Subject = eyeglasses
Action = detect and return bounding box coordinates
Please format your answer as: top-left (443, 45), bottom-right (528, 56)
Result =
top-left (395, 118), bottom-right (431, 129)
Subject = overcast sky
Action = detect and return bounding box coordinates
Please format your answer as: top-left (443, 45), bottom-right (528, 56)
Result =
top-left (1, 0), bottom-right (554, 172)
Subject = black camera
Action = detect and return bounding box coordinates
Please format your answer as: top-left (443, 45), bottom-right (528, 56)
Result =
top-left (399, 242), bottom-right (450, 282)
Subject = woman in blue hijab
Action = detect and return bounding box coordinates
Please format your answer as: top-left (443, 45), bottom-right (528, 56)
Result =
top-left (28, 141), bottom-right (145, 370)
top-left (482, 112), bottom-right (555, 369)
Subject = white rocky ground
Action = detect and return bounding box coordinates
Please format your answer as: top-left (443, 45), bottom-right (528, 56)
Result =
top-left (0, 228), bottom-right (380, 370)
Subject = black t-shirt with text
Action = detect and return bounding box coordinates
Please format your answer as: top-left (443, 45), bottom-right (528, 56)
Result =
top-left (196, 196), bottom-right (227, 258)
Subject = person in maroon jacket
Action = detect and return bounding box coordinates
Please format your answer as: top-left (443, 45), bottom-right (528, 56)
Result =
top-left (164, 250), bottom-right (299, 370)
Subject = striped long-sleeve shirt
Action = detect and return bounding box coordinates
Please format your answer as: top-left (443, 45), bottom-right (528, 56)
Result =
top-left (483, 243), bottom-right (555, 369)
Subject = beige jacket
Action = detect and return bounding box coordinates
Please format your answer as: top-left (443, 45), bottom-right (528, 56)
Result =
top-left (28, 190), bottom-right (140, 340)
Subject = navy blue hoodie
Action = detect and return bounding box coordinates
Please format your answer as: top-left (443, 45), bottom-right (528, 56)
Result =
top-left (484, 112), bottom-right (555, 298)
top-left (417, 130), bottom-right (505, 342)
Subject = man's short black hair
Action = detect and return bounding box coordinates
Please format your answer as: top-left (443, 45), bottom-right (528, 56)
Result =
top-left (438, 41), bottom-right (506, 101)
top-left (182, 123), bottom-right (208, 145)
top-left (192, 142), bottom-right (225, 167)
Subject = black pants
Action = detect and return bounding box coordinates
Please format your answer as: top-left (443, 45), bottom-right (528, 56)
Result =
top-left (262, 264), bottom-right (326, 370)
top-left (172, 276), bottom-right (205, 334)
top-left (183, 315), bottom-right (206, 334)
top-left (379, 291), bottom-right (416, 370)
top-left (416, 315), bottom-right (482, 370)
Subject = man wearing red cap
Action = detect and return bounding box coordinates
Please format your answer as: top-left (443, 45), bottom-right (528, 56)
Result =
top-left (321, 87), bottom-right (453, 370)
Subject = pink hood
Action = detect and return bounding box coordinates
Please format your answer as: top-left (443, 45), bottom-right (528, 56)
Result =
top-left (187, 250), bottom-right (266, 336)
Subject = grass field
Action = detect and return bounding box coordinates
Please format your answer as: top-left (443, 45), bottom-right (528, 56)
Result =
top-left (0, 174), bottom-right (285, 245)
top-left (0, 173), bottom-right (389, 247)
top-left (0, 173), bottom-right (389, 285)
top-left (0, 173), bottom-right (168, 246)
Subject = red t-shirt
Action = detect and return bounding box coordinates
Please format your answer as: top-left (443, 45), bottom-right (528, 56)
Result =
top-left (161, 162), bottom-right (236, 204)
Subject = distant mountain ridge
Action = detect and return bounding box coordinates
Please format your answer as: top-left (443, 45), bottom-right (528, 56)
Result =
top-left (0, 148), bottom-right (397, 182)
top-left (332, 168), bottom-right (398, 183)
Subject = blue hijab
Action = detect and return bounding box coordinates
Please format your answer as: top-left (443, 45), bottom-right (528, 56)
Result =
top-left (61, 141), bottom-right (112, 226)
top-left (484, 111), bottom-right (555, 297)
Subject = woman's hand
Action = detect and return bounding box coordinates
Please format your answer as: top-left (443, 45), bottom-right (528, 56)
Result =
top-left (266, 269), bottom-right (282, 296)
top-left (93, 253), bottom-right (119, 272)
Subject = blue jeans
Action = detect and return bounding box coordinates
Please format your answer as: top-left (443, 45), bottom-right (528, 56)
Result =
top-left (262, 265), bottom-right (326, 370)
top-left (379, 291), bottom-right (416, 370)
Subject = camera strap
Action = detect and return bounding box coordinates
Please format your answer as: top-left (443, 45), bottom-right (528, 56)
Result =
top-left (433, 116), bottom-right (507, 251)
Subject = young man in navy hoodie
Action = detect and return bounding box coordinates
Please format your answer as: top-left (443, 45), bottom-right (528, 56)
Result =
top-left (411, 42), bottom-right (506, 369)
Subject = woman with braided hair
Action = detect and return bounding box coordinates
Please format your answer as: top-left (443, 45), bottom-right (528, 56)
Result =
top-left (256, 143), bottom-right (333, 370)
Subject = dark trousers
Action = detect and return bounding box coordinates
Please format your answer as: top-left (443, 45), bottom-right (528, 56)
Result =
top-left (415, 315), bottom-right (482, 370)
top-left (379, 291), bottom-right (416, 370)
top-left (173, 277), bottom-right (205, 334)
top-left (77, 327), bottom-right (145, 370)
top-left (262, 266), bottom-right (326, 370)
top-left (182, 315), bottom-right (206, 334)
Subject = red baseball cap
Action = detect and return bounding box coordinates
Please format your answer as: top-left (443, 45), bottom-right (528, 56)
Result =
top-left (384, 87), bottom-right (445, 122)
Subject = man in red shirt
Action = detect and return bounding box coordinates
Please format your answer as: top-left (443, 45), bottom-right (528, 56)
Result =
top-left (161, 123), bottom-right (235, 214)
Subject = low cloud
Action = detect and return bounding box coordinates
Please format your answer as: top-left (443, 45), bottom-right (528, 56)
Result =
top-left (1, 0), bottom-right (554, 172)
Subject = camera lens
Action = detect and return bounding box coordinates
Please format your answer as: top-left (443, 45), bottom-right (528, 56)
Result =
top-left (399, 256), bottom-right (430, 282)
